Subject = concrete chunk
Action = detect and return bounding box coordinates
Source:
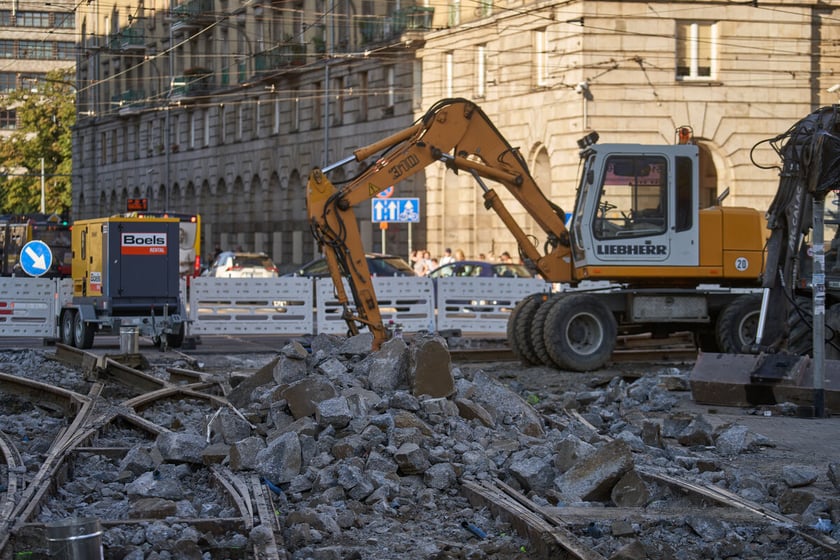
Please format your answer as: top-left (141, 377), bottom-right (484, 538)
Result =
top-left (554, 439), bottom-right (634, 502)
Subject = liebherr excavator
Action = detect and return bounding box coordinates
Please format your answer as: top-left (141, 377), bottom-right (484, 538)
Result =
top-left (306, 98), bottom-right (769, 371)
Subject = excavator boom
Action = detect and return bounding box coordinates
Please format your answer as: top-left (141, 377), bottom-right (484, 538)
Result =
top-left (306, 98), bottom-right (572, 348)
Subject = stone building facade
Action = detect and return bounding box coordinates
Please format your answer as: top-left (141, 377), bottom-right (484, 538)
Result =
top-left (72, 0), bottom-right (840, 268)
top-left (0, 0), bottom-right (77, 139)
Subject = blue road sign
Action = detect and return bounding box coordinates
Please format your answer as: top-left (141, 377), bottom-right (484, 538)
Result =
top-left (371, 197), bottom-right (420, 223)
top-left (20, 240), bottom-right (53, 277)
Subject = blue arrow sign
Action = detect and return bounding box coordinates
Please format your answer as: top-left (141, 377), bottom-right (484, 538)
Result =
top-left (20, 240), bottom-right (53, 277)
top-left (371, 197), bottom-right (420, 223)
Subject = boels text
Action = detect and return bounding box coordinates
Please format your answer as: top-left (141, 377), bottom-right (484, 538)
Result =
top-left (596, 244), bottom-right (667, 256)
top-left (121, 233), bottom-right (168, 255)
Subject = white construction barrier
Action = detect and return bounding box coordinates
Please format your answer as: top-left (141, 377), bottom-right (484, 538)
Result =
top-left (0, 276), bottom-right (551, 340)
top-left (436, 277), bottom-right (551, 334)
top-left (0, 277), bottom-right (64, 337)
top-left (316, 276), bottom-right (435, 335)
top-left (188, 277), bottom-right (314, 335)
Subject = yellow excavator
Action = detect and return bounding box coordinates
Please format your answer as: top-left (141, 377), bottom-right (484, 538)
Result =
top-left (306, 98), bottom-right (769, 371)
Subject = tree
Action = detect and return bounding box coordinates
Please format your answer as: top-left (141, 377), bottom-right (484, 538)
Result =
top-left (0, 70), bottom-right (75, 216)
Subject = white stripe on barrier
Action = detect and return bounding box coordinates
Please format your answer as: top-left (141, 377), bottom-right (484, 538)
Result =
top-left (316, 276), bottom-right (435, 334)
top-left (436, 277), bottom-right (551, 334)
top-left (188, 277), bottom-right (314, 335)
top-left (0, 278), bottom-right (62, 337)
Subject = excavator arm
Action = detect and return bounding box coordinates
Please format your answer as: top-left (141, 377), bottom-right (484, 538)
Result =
top-left (306, 98), bottom-right (573, 349)
top-left (758, 105), bottom-right (840, 347)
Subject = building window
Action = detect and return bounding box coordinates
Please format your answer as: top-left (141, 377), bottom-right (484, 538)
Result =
top-left (237, 104), bottom-right (244, 140)
top-left (359, 72), bottom-right (368, 122)
top-left (0, 11), bottom-right (11, 26)
top-left (0, 109), bottom-right (16, 129)
top-left (292, 89), bottom-right (300, 131)
top-left (16, 12), bottom-right (51, 28)
top-left (190, 112), bottom-right (197, 148)
top-left (386, 67), bottom-right (395, 108)
top-left (445, 51), bottom-right (453, 97)
top-left (333, 76), bottom-right (344, 126)
top-left (204, 110), bottom-right (210, 146)
top-left (273, 97), bottom-right (280, 134)
top-left (0, 40), bottom-right (14, 58)
top-left (254, 99), bottom-right (261, 138)
top-left (448, 0), bottom-right (460, 27)
top-left (478, 0), bottom-right (492, 17)
top-left (0, 73), bottom-right (17, 92)
top-left (534, 28), bottom-right (548, 88)
top-left (676, 21), bottom-right (715, 80)
top-left (475, 44), bottom-right (486, 98)
top-left (313, 81), bottom-right (321, 129)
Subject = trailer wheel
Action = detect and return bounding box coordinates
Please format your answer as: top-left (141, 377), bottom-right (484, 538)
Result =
top-left (72, 312), bottom-right (94, 349)
top-left (166, 323), bottom-right (185, 349)
top-left (543, 294), bottom-right (617, 372)
top-left (530, 294), bottom-right (563, 367)
top-left (60, 310), bottom-right (75, 346)
top-left (715, 294), bottom-right (762, 354)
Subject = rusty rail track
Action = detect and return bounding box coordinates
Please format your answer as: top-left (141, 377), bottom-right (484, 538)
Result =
top-left (0, 344), bottom-right (285, 559)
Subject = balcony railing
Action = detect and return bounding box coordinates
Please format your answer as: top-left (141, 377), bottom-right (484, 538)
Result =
top-left (169, 69), bottom-right (214, 101)
top-left (356, 7), bottom-right (434, 45)
top-left (254, 43), bottom-right (307, 74)
top-left (107, 25), bottom-right (145, 52)
top-left (111, 89), bottom-right (146, 114)
top-left (171, 0), bottom-right (216, 31)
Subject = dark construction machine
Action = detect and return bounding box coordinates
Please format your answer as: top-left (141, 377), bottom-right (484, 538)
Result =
top-left (58, 216), bottom-right (186, 350)
top-left (306, 98), bottom-right (770, 371)
top-left (752, 105), bottom-right (840, 358)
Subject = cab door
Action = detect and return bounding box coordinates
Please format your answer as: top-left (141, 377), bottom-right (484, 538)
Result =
top-left (574, 145), bottom-right (700, 269)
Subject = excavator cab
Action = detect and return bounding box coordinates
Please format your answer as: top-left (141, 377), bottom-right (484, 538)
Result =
top-left (572, 141), bottom-right (701, 275)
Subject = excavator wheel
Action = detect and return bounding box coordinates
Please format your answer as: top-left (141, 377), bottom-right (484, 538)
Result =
top-left (530, 294), bottom-right (564, 367)
top-left (507, 293), bottom-right (543, 366)
top-left (715, 294), bottom-right (762, 354)
top-left (543, 294), bottom-right (617, 372)
top-left (787, 297), bottom-right (840, 357)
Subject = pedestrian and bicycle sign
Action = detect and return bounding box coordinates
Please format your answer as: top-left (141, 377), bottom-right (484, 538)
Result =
top-left (19, 240), bottom-right (53, 277)
top-left (371, 197), bottom-right (420, 223)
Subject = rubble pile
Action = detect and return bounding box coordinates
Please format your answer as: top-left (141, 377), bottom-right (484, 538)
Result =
top-left (2, 337), bottom-right (839, 559)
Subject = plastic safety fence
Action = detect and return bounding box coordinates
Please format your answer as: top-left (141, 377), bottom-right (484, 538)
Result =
top-left (436, 277), bottom-right (552, 334)
top-left (188, 277), bottom-right (315, 335)
top-left (0, 278), bottom-right (64, 337)
top-left (315, 276), bottom-right (436, 335)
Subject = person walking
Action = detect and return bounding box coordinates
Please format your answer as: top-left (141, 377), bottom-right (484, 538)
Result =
top-left (440, 248), bottom-right (455, 265)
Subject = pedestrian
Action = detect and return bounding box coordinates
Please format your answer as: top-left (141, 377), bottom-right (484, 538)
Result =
top-left (412, 249), bottom-right (428, 276)
top-left (500, 251), bottom-right (512, 263)
top-left (455, 248), bottom-right (466, 261)
top-left (440, 248), bottom-right (455, 265)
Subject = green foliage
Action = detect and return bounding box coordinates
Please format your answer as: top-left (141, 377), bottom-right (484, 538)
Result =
top-left (0, 69), bottom-right (75, 215)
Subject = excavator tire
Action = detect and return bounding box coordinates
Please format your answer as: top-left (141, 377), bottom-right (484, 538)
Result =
top-left (786, 298), bottom-right (840, 357)
top-left (826, 304), bottom-right (840, 360)
top-left (715, 294), bottom-right (762, 354)
top-left (507, 293), bottom-right (543, 366)
top-left (543, 294), bottom-right (617, 372)
top-left (530, 294), bottom-right (564, 367)
top-left (167, 323), bottom-right (186, 349)
top-left (786, 296), bottom-right (813, 355)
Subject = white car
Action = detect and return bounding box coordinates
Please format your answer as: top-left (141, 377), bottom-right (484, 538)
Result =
top-left (205, 251), bottom-right (279, 278)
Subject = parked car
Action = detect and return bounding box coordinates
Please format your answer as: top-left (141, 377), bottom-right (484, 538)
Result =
top-left (204, 251), bottom-right (279, 278)
top-left (284, 253), bottom-right (416, 278)
top-left (426, 260), bottom-right (534, 279)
